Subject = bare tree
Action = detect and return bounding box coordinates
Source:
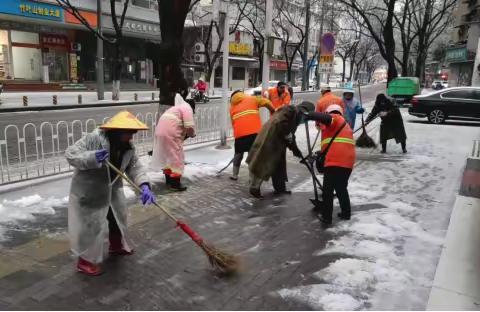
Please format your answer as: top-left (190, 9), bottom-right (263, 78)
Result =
top-left (56, 0), bottom-right (130, 100)
top-left (156, 0), bottom-right (193, 106)
top-left (338, 0), bottom-right (399, 83)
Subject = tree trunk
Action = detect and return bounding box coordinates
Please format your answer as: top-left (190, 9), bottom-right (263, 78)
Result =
top-left (349, 60), bottom-right (355, 80)
top-left (342, 57), bottom-right (346, 82)
top-left (157, 0), bottom-right (191, 106)
top-left (383, 0), bottom-right (398, 83)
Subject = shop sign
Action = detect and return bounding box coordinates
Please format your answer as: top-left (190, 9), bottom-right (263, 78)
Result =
top-left (41, 34), bottom-right (68, 48)
top-left (0, 0), bottom-right (64, 22)
top-left (445, 47), bottom-right (467, 63)
top-left (124, 21), bottom-right (160, 34)
top-left (229, 42), bottom-right (252, 56)
top-left (270, 59), bottom-right (288, 70)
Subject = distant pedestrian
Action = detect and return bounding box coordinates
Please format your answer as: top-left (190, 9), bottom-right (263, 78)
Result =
top-left (342, 89), bottom-right (364, 130)
top-left (229, 90), bottom-right (275, 181)
top-left (315, 104), bottom-right (355, 225)
top-left (151, 94), bottom-right (196, 191)
top-left (266, 81), bottom-right (291, 110)
top-left (65, 111), bottom-right (154, 276)
top-left (366, 94), bottom-right (407, 153)
top-left (247, 102), bottom-right (315, 198)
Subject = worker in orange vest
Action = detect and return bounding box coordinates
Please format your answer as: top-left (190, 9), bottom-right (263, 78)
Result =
top-left (230, 90), bottom-right (275, 180)
top-left (314, 104), bottom-right (355, 225)
top-left (316, 85), bottom-right (344, 113)
top-left (266, 81), bottom-right (291, 110)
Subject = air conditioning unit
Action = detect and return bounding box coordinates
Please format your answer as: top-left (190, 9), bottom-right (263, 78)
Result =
top-left (194, 42), bottom-right (205, 53)
top-left (71, 42), bottom-right (81, 52)
top-left (194, 54), bottom-right (205, 63)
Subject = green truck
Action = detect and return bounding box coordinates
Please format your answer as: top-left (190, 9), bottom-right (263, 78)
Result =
top-left (387, 77), bottom-right (421, 106)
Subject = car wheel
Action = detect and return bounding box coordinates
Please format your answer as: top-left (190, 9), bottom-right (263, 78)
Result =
top-left (428, 109), bottom-right (446, 124)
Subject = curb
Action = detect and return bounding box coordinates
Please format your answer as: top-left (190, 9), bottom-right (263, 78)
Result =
top-left (427, 139), bottom-right (480, 310)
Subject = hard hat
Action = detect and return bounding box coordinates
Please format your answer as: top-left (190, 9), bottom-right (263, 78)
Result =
top-left (320, 83), bottom-right (331, 92)
top-left (342, 88), bottom-right (355, 95)
top-left (326, 104), bottom-right (343, 115)
top-left (100, 111), bottom-right (149, 130)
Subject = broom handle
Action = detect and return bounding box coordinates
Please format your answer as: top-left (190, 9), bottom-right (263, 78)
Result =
top-left (105, 160), bottom-right (179, 224)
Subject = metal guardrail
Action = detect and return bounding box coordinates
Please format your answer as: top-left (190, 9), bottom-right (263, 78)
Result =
top-left (0, 102), bottom-right (232, 185)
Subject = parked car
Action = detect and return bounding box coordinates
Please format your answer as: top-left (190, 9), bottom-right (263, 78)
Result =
top-left (387, 77), bottom-right (421, 106)
top-left (408, 87), bottom-right (480, 124)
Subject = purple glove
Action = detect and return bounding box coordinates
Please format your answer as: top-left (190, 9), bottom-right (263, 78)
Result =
top-left (95, 149), bottom-right (109, 164)
top-left (140, 184), bottom-right (155, 206)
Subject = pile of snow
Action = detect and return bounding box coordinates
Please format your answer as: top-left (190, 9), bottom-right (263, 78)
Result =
top-left (0, 194), bottom-right (68, 241)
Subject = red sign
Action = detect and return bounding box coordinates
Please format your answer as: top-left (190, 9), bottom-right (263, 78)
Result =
top-left (40, 34), bottom-right (68, 49)
top-left (270, 60), bottom-right (288, 70)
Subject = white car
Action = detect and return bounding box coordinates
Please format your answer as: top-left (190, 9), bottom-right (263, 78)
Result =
top-left (244, 81), bottom-right (280, 96)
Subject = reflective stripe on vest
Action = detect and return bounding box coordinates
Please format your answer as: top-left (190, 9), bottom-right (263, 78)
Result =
top-left (321, 137), bottom-right (355, 146)
top-left (232, 109), bottom-right (259, 120)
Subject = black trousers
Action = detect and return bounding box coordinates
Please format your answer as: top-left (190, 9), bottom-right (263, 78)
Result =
top-left (271, 151), bottom-right (288, 192)
top-left (107, 208), bottom-right (121, 238)
top-left (322, 166), bottom-right (352, 221)
top-left (381, 140), bottom-right (406, 152)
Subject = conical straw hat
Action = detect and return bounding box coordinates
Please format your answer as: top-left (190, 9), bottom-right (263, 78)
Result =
top-left (99, 111), bottom-right (149, 130)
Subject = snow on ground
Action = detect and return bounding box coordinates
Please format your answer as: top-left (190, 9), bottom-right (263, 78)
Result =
top-left (276, 114), bottom-right (478, 310)
top-left (0, 194), bottom-right (68, 241)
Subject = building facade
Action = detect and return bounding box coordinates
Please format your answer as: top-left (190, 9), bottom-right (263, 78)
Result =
top-left (447, 0), bottom-right (479, 86)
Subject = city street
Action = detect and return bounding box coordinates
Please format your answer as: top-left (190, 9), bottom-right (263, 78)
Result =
top-left (0, 94), bottom-right (478, 309)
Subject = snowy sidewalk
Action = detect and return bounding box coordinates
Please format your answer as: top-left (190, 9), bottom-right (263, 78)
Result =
top-left (0, 112), bottom-right (478, 310)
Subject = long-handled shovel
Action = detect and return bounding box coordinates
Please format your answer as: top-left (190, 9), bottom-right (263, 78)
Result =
top-left (303, 121), bottom-right (324, 211)
top-left (106, 160), bottom-right (239, 274)
top-left (215, 157), bottom-right (234, 176)
top-left (355, 81), bottom-right (377, 148)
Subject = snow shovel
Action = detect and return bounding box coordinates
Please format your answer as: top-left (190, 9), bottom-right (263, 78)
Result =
top-left (215, 157), bottom-right (234, 176)
top-left (355, 81), bottom-right (377, 148)
top-left (303, 121), bottom-right (324, 211)
top-left (106, 160), bottom-right (238, 275)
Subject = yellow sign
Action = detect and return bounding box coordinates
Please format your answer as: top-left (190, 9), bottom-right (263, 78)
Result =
top-left (229, 42), bottom-right (252, 56)
top-left (320, 54), bottom-right (334, 64)
top-left (19, 4), bottom-right (61, 18)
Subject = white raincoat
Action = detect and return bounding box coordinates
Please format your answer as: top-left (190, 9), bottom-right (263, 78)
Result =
top-left (65, 128), bottom-right (149, 264)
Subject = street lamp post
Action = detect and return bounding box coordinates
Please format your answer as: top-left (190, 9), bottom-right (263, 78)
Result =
top-left (217, 0), bottom-right (231, 149)
top-left (302, 0), bottom-right (311, 91)
top-left (96, 0), bottom-right (104, 100)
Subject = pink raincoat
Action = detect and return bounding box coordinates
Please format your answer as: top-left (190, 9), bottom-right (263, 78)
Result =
top-left (151, 94), bottom-right (195, 175)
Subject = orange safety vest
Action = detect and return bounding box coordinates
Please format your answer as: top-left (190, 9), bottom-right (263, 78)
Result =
top-left (321, 114), bottom-right (356, 169)
top-left (316, 92), bottom-right (344, 113)
top-left (230, 96), bottom-right (262, 139)
top-left (268, 87), bottom-right (291, 110)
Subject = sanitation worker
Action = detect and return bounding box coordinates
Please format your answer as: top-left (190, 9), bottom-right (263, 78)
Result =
top-left (342, 89), bottom-right (364, 130)
top-left (365, 93), bottom-right (407, 153)
top-left (151, 94), bottom-right (196, 191)
top-left (229, 90), bottom-right (275, 181)
top-left (266, 81), bottom-right (291, 110)
top-left (65, 111), bottom-right (155, 276)
top-left (314, 104), bottom-right (356, 225)
top-left (247, 102), bottom-right (315, 198)
top-left (316, 84), bottom-right (344, 113)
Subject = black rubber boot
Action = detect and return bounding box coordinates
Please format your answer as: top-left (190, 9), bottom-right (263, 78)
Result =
top-left (249, 187), bottom-right (263, 198)
top-left (169, 177), bottom-right (187, 191)
top-left (164, 174), bottom-right (171, 185)
top-left (337, 212), bottom-right (351, 220)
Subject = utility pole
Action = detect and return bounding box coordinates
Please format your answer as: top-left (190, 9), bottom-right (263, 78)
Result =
top-left (262, 0), bottom-right (273, 94)
top-left (96, 0), bottom-right (104, 100)
top-left (302, 0), bottom-right (311, 91)
top-left (217, 1), bottom-right (231, 148)
top-left (315, 0), bottom-right (325, 90)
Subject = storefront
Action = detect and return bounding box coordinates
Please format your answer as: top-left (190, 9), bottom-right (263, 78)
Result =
top-left (446, 46), bottom-right (475, 87)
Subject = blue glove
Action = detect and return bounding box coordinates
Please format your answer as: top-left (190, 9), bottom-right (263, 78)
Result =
top-left (95, 149), bottom-right (109, 164)
top-left (356, 107), bottom-right (365, 114)
top-left (140, 184), bottom-right (155, 206)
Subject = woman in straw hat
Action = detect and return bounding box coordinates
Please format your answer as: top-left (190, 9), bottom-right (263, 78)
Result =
top-left (65, 111), bottom-right (155, 276)
top-left (151, 94), bottom-right (196, 191)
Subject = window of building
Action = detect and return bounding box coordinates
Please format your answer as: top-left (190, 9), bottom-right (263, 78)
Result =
top-left (232, 67), bottom-right (245, 80)
top-left (132, 0), bottom-right (157, 9)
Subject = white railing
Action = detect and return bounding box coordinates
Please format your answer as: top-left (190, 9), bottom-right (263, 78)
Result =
top-left (0, 102), bottom-right (232, 185)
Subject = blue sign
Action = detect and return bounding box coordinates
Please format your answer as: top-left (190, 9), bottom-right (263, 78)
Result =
top-left (0, 0), bottom-right (64, 22)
